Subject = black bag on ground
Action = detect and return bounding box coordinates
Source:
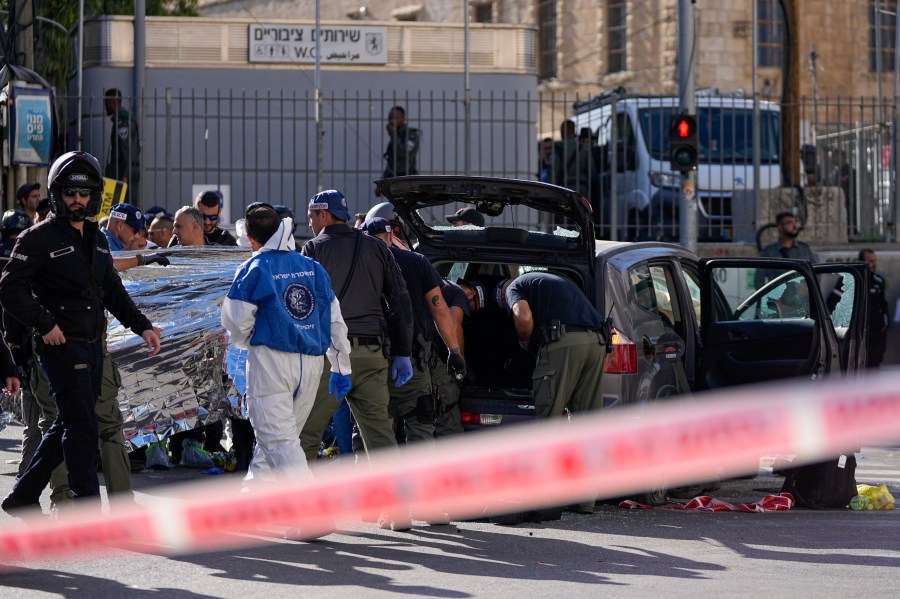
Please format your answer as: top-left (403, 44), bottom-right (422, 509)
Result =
top-left (781, 454), bottom-right (857, 509)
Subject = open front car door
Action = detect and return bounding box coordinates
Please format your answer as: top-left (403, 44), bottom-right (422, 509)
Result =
top-left (698, 258), bottom-right (842, 390)
top-left (814, 263), bottom-right (869, 376)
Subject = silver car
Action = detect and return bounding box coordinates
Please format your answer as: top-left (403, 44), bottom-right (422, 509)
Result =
top-left (379, 175), bottom-right (868, 503)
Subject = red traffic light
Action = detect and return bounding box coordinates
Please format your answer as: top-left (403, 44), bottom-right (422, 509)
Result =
top-left (668, 114), bottom-right (698, 173)
top-left (675, 117), bottom-right (694, 139)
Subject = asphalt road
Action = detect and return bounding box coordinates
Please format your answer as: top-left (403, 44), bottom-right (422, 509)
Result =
top-left (0, 421), bottom-right (897, 598)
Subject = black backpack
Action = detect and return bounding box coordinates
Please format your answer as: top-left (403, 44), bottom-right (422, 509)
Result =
top-left (781, 454), bottom-right (857, 509)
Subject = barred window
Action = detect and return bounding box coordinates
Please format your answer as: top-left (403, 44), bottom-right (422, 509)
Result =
top-left (757, 0), bottom-right (783, 68)
top-left (608, 0), bottom-right (627, 74)
top-left (869, 0), bottom-right (897, 71)
top-left (538, 0), bottom-right (558, 80)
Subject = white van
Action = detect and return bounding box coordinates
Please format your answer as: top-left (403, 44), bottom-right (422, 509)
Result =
top-left (572, 90), bottom-right (782, 242)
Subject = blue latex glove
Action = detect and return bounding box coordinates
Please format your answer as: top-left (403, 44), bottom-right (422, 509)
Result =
top-left (391, 355), bottom-right (413, 387)
top-left (329, 372), bottom-right (352, 401)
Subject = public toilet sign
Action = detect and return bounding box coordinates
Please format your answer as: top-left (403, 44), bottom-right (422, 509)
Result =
top-left (249, 24), bottom-right (388, 64)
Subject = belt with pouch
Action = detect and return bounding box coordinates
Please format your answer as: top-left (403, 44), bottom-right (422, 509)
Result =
top-left (349, 335), bottom-right (382, 346)
top-left (561, 324), bottom-right (594, 333)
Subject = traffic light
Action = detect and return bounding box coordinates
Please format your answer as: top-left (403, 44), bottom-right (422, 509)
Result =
top-left (668, 114), bottom-right (698, 174)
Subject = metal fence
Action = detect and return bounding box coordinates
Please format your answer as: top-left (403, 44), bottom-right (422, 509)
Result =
top-left (60, 90), bottom-right (898, 243)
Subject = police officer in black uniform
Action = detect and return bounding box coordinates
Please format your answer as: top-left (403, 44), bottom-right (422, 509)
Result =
top-left (300, 190), bottom-right (414, 467)
top-left (0, 210), bottom-right (38, 478)
top-left (361, 217), bottom-right (466, 444)
top-left (0, 151), bottom-right (161, 513)
top-left (860, 249), bottom-right (890, 368)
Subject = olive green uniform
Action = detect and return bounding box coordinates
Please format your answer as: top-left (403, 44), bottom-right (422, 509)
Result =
top-left (531, 327), bottom-right (606, 418)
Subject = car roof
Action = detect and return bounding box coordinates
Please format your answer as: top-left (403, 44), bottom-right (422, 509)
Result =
top-left (596, 240), bottom-right (698, 262)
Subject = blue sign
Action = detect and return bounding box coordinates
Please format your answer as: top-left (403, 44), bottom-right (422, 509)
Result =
top-left (11, 87), bottom-right (53, 166)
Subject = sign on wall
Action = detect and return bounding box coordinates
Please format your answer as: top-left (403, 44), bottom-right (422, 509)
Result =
top-left (249, 25), bottom-right (388, 64)
top-left (10, 86), bottom-right (52, 166)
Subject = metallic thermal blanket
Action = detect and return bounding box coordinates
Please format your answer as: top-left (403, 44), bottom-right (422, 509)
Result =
top-left (112, 247), bottom-right (250, 450)
top-left (1, 247), bottom-right (251, 450)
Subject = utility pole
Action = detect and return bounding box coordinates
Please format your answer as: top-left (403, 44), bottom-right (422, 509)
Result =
top-left (781, 0), bottom-right (801, 187)
top-left (464, 0), bottom-right (471, 176)
top-left (893, 0), bottom-right (900, 241)
top-left (135, 0), bottom-right (146, 205)
top-left (315, 0), bottom-right (323, 192)
top-left (752, 0), bottom-right (761, 217)
top-left (10, 0), bottom-right (36, 210)
top-left (677, 0), bottom-right (697, 252)
top-left (14, 0), bottom-right (34, 70)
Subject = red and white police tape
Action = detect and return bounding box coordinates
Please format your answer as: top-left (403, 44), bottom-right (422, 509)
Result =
top-left (1, 369), bottom-right (899, 563)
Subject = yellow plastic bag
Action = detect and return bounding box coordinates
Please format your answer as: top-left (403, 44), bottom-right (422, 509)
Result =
top-left (855, 484), bottom-right (895, 510)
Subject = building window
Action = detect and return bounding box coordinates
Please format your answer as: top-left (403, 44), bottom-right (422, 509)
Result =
top-left (475, 3), bottom-right (493, 24)
top-left (757, 0), bottom-right (783, 68)
top-left (607, 0), bottom-right (626, 74)
top-left (538, 0), bottom-right (557, 80)
top-left (870, 1), bottom-right (897, 72)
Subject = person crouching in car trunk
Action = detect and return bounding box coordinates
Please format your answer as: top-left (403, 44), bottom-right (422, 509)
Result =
top-left (496, 271), bottom-right (608, 513)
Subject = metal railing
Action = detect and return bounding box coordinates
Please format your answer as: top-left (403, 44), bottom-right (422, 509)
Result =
top-left (58, 90), bottom-right (899, 243)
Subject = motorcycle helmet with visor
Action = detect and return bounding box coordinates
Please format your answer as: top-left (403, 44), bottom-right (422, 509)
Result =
top-left (1, 210), bottom-right (32, 238)
top-left (47, 151), bottom-right (103, 221)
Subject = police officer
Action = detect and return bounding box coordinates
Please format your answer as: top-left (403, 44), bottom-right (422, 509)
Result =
top-left (859, 249), bottom-right (889, 368)
top-left (361, 217), bottom-right (466, 444)
top-left (104, 89), bottom-right (140, 203)
top-left (432, 278), bottom-right (475, 437)
top-left (0, 151), bottom-right (162, 514)
top-left (102, 203), bottom-right (170, 271)
top-left (300, 190), bottom-right (414, 470)
top-left (498, 272), bottom-right (607, 515)
top-left (0, 210), bottom-right (39, 478)
top-left (496, 272), bottom-right (607, 419)
top-left (375, 106), bottom-right (419, 197)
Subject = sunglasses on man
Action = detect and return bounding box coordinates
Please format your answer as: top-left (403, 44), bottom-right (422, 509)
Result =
top-left (201, 213), bottom-right (219, 221)
top-left (63, 188), bottom-right (94, 198)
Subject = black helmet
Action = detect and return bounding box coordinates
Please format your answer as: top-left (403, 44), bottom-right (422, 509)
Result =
top-left (273, 204), bottom-right (294, 220)
top-left (365, 202), bottom-right (396, 223)
top-left (272, 205), bottom-right (297, 236)
top-left (47, 151), bottom-right (103, 221)
top-left (1, 210), bottom-right (32, 238)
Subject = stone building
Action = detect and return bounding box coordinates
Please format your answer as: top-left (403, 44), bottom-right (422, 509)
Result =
top-left (199, 1), bottom-right (897, 101)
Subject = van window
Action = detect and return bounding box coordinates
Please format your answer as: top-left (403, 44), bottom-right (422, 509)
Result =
top-left (614, 112), bottom-right (636, 146)
top-left (637, 106), bottom-right (780, 164)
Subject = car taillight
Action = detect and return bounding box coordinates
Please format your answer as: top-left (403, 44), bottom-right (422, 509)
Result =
top-left (604, 327), bottom-right (638, 374)
top-left (460, 412), bottom-right (503, 426)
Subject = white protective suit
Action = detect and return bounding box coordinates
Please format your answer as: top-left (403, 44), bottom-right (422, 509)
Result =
top-left (222, 217), bottom-right (351, 479)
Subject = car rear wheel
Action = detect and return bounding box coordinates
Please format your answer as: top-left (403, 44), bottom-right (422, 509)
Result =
top-left (630, 380), bottom-right (682, 505)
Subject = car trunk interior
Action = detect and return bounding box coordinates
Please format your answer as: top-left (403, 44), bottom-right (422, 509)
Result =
top-left (434, 260), bottom-right (591, 396)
